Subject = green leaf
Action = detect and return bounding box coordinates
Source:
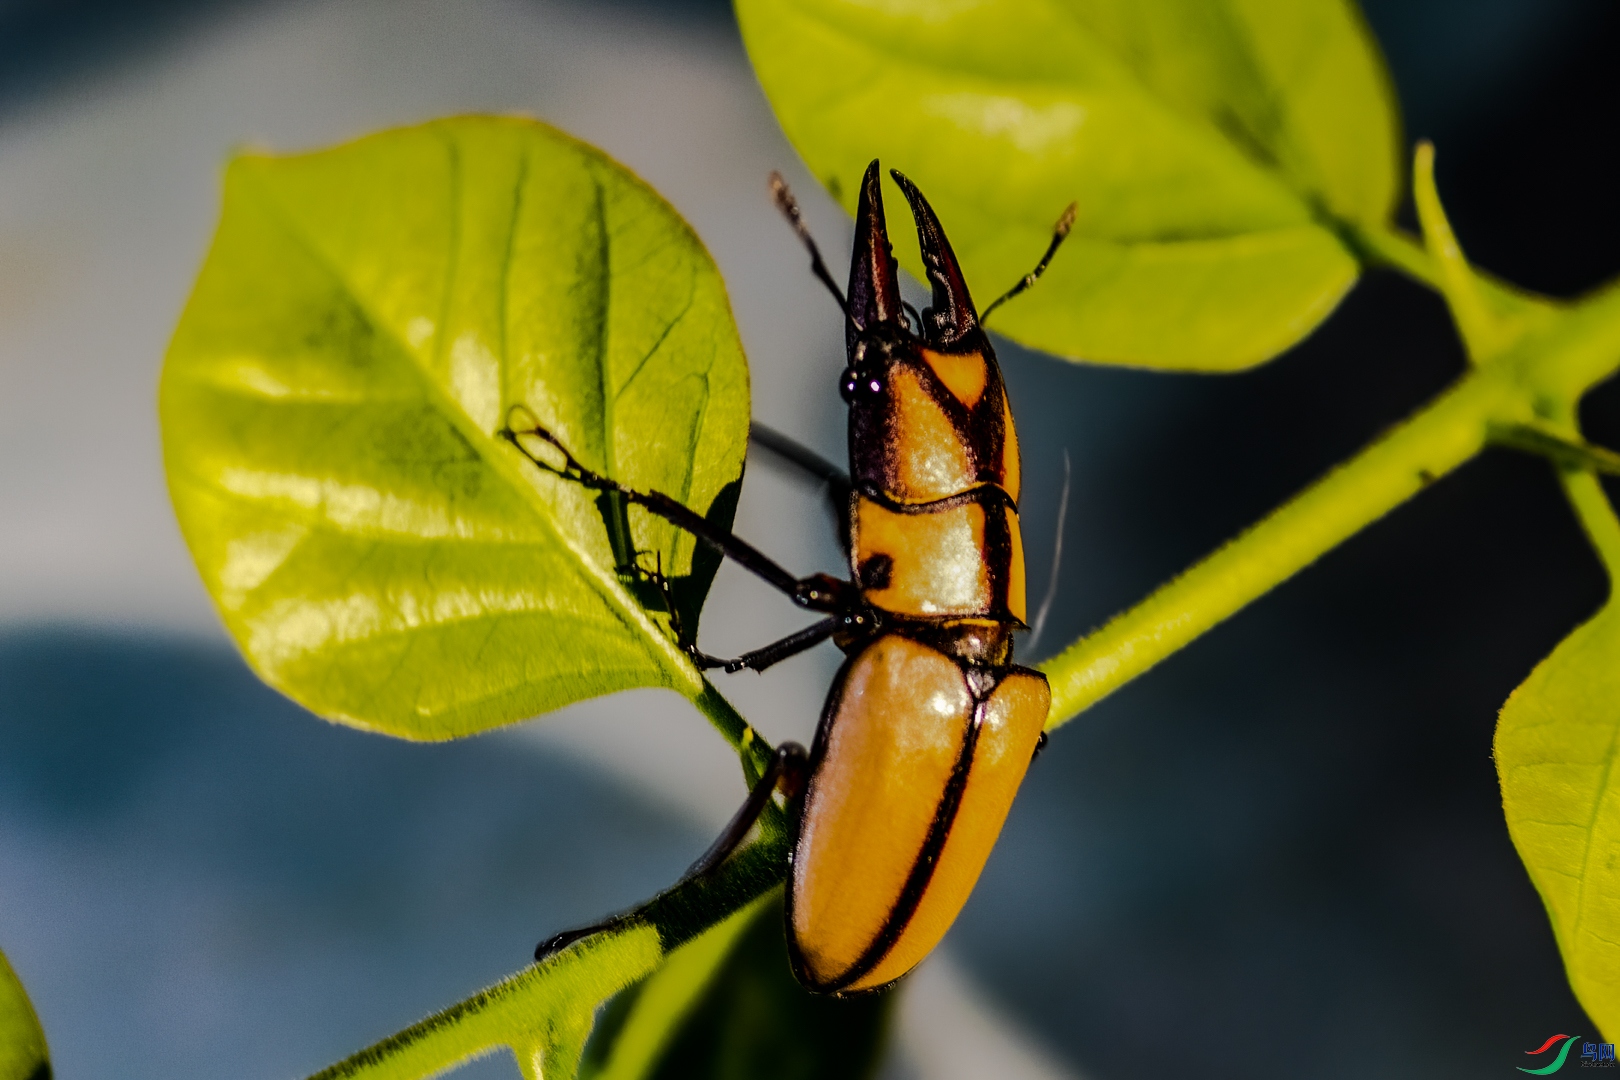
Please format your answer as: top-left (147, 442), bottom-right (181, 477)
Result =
top-left (736, 0), bottom-right (1400, 369)
top-left (161, 117), bottom-right (750, 738)
top-left (0, 948), bottom-right (49, 1080)
top-left (635, 892), bottom-right (891, 1080)
top-left (309, 835), bottom-right (787, 1080)
top-left (579, 895), bottom-right (770, 1080)
top-left (1497, 598), bottom-right (1620, 1038)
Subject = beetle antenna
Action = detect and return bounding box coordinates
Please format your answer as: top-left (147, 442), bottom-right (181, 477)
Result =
top-left (1024, 449), bottom-right (1070, 655)
top-left (980, 201), bottom-right (1078, 325)
top-left (769, 172), bottom-right (858, 328)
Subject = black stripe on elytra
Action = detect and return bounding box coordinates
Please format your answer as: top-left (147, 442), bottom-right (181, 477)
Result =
top-left (819, 673), bottom-right (995, 995)
top-left (855, 483), bottom-right (1016, 515)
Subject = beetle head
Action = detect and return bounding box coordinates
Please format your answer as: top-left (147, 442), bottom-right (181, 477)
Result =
top-left (844, 162), bottom-right (982, 359)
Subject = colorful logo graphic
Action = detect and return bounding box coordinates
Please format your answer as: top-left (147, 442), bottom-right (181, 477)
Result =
top-left (1520, 1035), bottom-right (1578, 1075)
top-left (1518, 1034), bottom-right (1618, 1073)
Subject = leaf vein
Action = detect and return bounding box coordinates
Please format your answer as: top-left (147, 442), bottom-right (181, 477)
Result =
top-left (230, 140), bottom-right (692, 689)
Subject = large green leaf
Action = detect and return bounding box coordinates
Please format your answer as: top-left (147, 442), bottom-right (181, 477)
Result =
top-left (161, 117), bottom-right (749, 738)
top-left (1497, 600), bottom-right (1620, 1038)
top-left (737, 0), bottom-right (1400, 369)
top-left (0, 948), bottom-right (49, 1080)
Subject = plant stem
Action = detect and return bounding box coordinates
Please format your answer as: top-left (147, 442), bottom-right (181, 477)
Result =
top-left (1560, 469), bottom-right (1620, 583)
top-left (1345, 220), bottom-right (1441, 290)
top-left (1040, 217), bottom-right (1620, 731)
top-left (1041, 369), bottom-right (1513, 729)
top-left (693, 678), bottom-right (775, 785)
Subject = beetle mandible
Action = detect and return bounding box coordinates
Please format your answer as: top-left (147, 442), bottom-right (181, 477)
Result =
top-left (507, 160), bottom-right (1075, 994)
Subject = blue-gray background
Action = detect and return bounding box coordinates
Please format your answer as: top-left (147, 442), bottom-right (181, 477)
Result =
top-left (0, 1), bottom-right (1616, 1077)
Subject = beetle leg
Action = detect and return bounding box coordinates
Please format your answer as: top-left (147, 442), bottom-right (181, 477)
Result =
top-left (698, 617), bottom-right (843, 674)
top-left (747, 422), bottom-right (852, 555)
top-left (533, 741), bottom-right (810, 964)
top-left (684, 740), bottom-right (810, 878)
top-left (640, 552), bottom-right (834, 672)
top-left (502, 413), bottom-right (858, 614)
top-left (629, 549), bottom-right (837, 673)
top-left (748, 422), bottom-right (851, 504)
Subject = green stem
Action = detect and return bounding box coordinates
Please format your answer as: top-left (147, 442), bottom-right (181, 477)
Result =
top-left (693, 678), bottom-right (775, 787)
top-left (1040, 215), bottom-right (1620, 731)
top-left (1560, 469), bottom-right (1620, 583)
top-left (692, 680), bottom-right (788, 840)
top-left (1345, 220), bottom-right (1442, 290)
top-left (1040, 368), bottom-right (1512, 728)
top-left (1545, 403), bottom-right (1620, 585)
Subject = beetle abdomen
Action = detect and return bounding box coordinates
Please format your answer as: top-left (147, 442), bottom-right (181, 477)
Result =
top-left (789, 633), bottom-right (1050, 994)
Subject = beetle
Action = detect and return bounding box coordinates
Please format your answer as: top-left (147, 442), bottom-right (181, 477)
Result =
top-left (507, 160), bottom-right (1074, 995)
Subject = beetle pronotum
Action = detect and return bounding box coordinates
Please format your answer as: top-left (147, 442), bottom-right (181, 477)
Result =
top-left (508, 161), bottom-right (1074, 995)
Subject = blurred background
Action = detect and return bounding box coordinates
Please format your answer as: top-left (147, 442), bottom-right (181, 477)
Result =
top-left (2, 0), bottom-right (1619, 1077)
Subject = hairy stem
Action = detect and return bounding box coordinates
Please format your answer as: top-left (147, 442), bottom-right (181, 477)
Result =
top-left (1042, 221), bottom-right (1620, 730)
top-left (1040, 369), bottom-right (1510, 728)
top-left (693, 678), bottom-right (774, 784)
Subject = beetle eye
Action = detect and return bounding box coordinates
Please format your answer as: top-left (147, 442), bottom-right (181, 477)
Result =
top-left (840, 368), bottom-right (886, 402)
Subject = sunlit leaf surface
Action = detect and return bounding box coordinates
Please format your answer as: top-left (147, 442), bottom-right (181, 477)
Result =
top-left (161, 117), bottom-right (749, 738)
top-left (0, 949), bottom-right (49, 1080)
top-left (737, 0), bottom-right (1399, 369)
top-left (1497, 601), bottom-right (1620, 1038)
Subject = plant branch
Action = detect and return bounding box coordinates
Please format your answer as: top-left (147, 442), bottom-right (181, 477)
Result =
top-left (1560, 469), bottom-right (1620, 584)
top-left (1412, 141), bottom-right (1498, 361)
top-left (305, 838), bottom-right (788, 1080)
top-left (1040, 203), bottom-right (1620, 732)
top-left (1347, 219), bottom-right (1560, 341)
top-left (1345, 219), bottom-right (1441, 291)
top-left (693, 678), bottom-right (775, 786)
top-left (1541, 401), bottom-right (1620, 585)
top-left (1040, 370), bottom-right (1511, 729)
top-left (1491, 423), bottom-right (1620, 477)
top-left (306, 928), bottom-right (663, 1080)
